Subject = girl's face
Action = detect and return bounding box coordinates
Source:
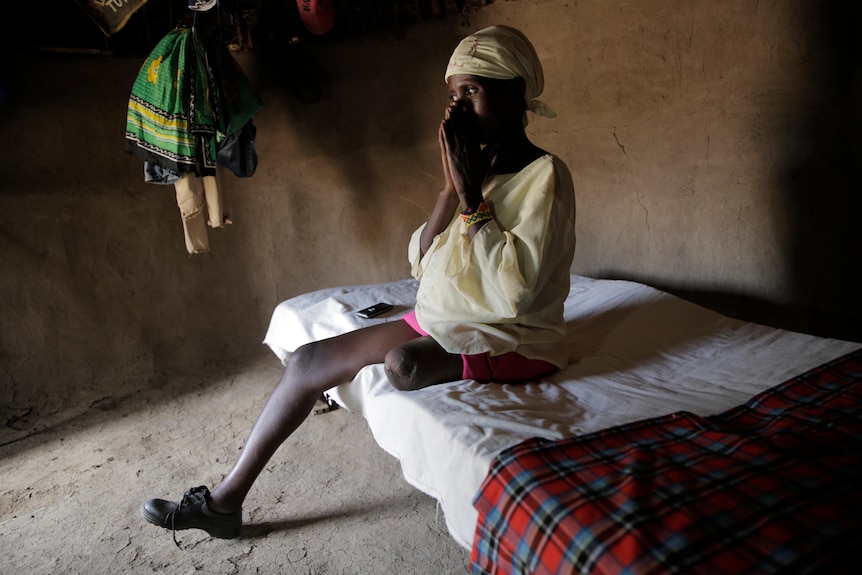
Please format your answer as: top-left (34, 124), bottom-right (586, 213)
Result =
top-left (446, 74), bottom-right (524, 144)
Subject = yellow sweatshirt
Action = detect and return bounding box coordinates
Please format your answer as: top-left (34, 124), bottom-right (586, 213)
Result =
top-left (408, 154), bottom-right (576, 369)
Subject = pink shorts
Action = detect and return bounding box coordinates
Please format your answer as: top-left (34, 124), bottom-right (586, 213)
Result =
top-left (402, 311), bottom-right (558, 383)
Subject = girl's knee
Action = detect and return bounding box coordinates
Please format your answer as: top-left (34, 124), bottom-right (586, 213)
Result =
top-left (287, 341), bottom-right (330, 382)
top-left (289, 342), bottom-right (317, 371)
top-left (285, 341), bottom-right (345, 397)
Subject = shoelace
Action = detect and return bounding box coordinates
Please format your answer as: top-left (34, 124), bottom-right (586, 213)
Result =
top-left (168, 505), bottom-right (182, 549)
top-left (167, 486), bottom-right (209, 549)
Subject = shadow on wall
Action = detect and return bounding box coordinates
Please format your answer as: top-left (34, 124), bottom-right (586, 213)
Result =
top-left (779, 0), bottom-right (862, 342)
top-left (616, 0), bottom-right (862, 344)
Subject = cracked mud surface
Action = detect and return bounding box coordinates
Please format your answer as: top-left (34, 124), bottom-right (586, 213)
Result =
top-left (0, 354), bottom-right (469, 574)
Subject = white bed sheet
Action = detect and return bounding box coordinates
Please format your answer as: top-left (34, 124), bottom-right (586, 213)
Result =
top-left (263, 274), bottom-right (860, 550)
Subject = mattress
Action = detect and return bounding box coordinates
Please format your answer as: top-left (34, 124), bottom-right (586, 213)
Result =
top-left (263, 274), bottom-right (861, 550)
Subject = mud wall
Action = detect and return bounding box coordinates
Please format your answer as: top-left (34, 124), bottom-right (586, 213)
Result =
top-left (1, 0), bottom-right (859, 417)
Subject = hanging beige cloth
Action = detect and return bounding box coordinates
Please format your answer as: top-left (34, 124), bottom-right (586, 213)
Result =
top-left (174, 170), bottom-right (232, 254)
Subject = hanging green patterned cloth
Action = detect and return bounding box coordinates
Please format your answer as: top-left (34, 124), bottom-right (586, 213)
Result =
top-left (126, 28), bottom-right (196, 173)
top-left (125, 26), bottom-right (262, 176)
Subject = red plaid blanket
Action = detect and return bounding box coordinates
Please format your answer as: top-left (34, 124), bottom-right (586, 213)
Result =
top-left (470, 347), bottom-right (862, 574)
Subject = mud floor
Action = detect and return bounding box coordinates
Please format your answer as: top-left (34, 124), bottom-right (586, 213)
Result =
top-left (0, 352), bottom-right (470, 574)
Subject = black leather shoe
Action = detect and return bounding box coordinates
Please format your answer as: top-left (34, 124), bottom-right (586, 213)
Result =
top-left (141, 486), bottom-right (241, 545)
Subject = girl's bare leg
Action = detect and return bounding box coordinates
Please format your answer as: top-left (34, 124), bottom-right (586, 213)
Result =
top-left (140, 318), bottom-right (463, 542)
top-left (206, 320), bottom-right (460, 513)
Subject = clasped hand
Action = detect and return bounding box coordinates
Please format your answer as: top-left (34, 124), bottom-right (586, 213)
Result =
top-left (439, 103), bottom-right (489, 211)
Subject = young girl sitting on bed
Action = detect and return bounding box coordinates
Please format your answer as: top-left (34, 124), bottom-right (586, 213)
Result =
top-left (141, 24), bottom-right (576, 542)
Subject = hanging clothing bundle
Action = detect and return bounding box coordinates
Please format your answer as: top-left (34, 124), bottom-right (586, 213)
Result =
top-left (125, 21), bottom-right (263, 254)
top-left (73, 0), bottom-right (149, 35)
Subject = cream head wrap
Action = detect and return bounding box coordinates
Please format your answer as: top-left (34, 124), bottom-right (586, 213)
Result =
top-left (444, 25), bottom-right (556, 122)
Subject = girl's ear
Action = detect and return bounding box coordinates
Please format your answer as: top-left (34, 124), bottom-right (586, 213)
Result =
top-left (510, 77), bottom-right (528, 111)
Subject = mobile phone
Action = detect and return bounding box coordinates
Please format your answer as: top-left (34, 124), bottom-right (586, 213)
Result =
top-left (356, 302), bottom-right (394, 319)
